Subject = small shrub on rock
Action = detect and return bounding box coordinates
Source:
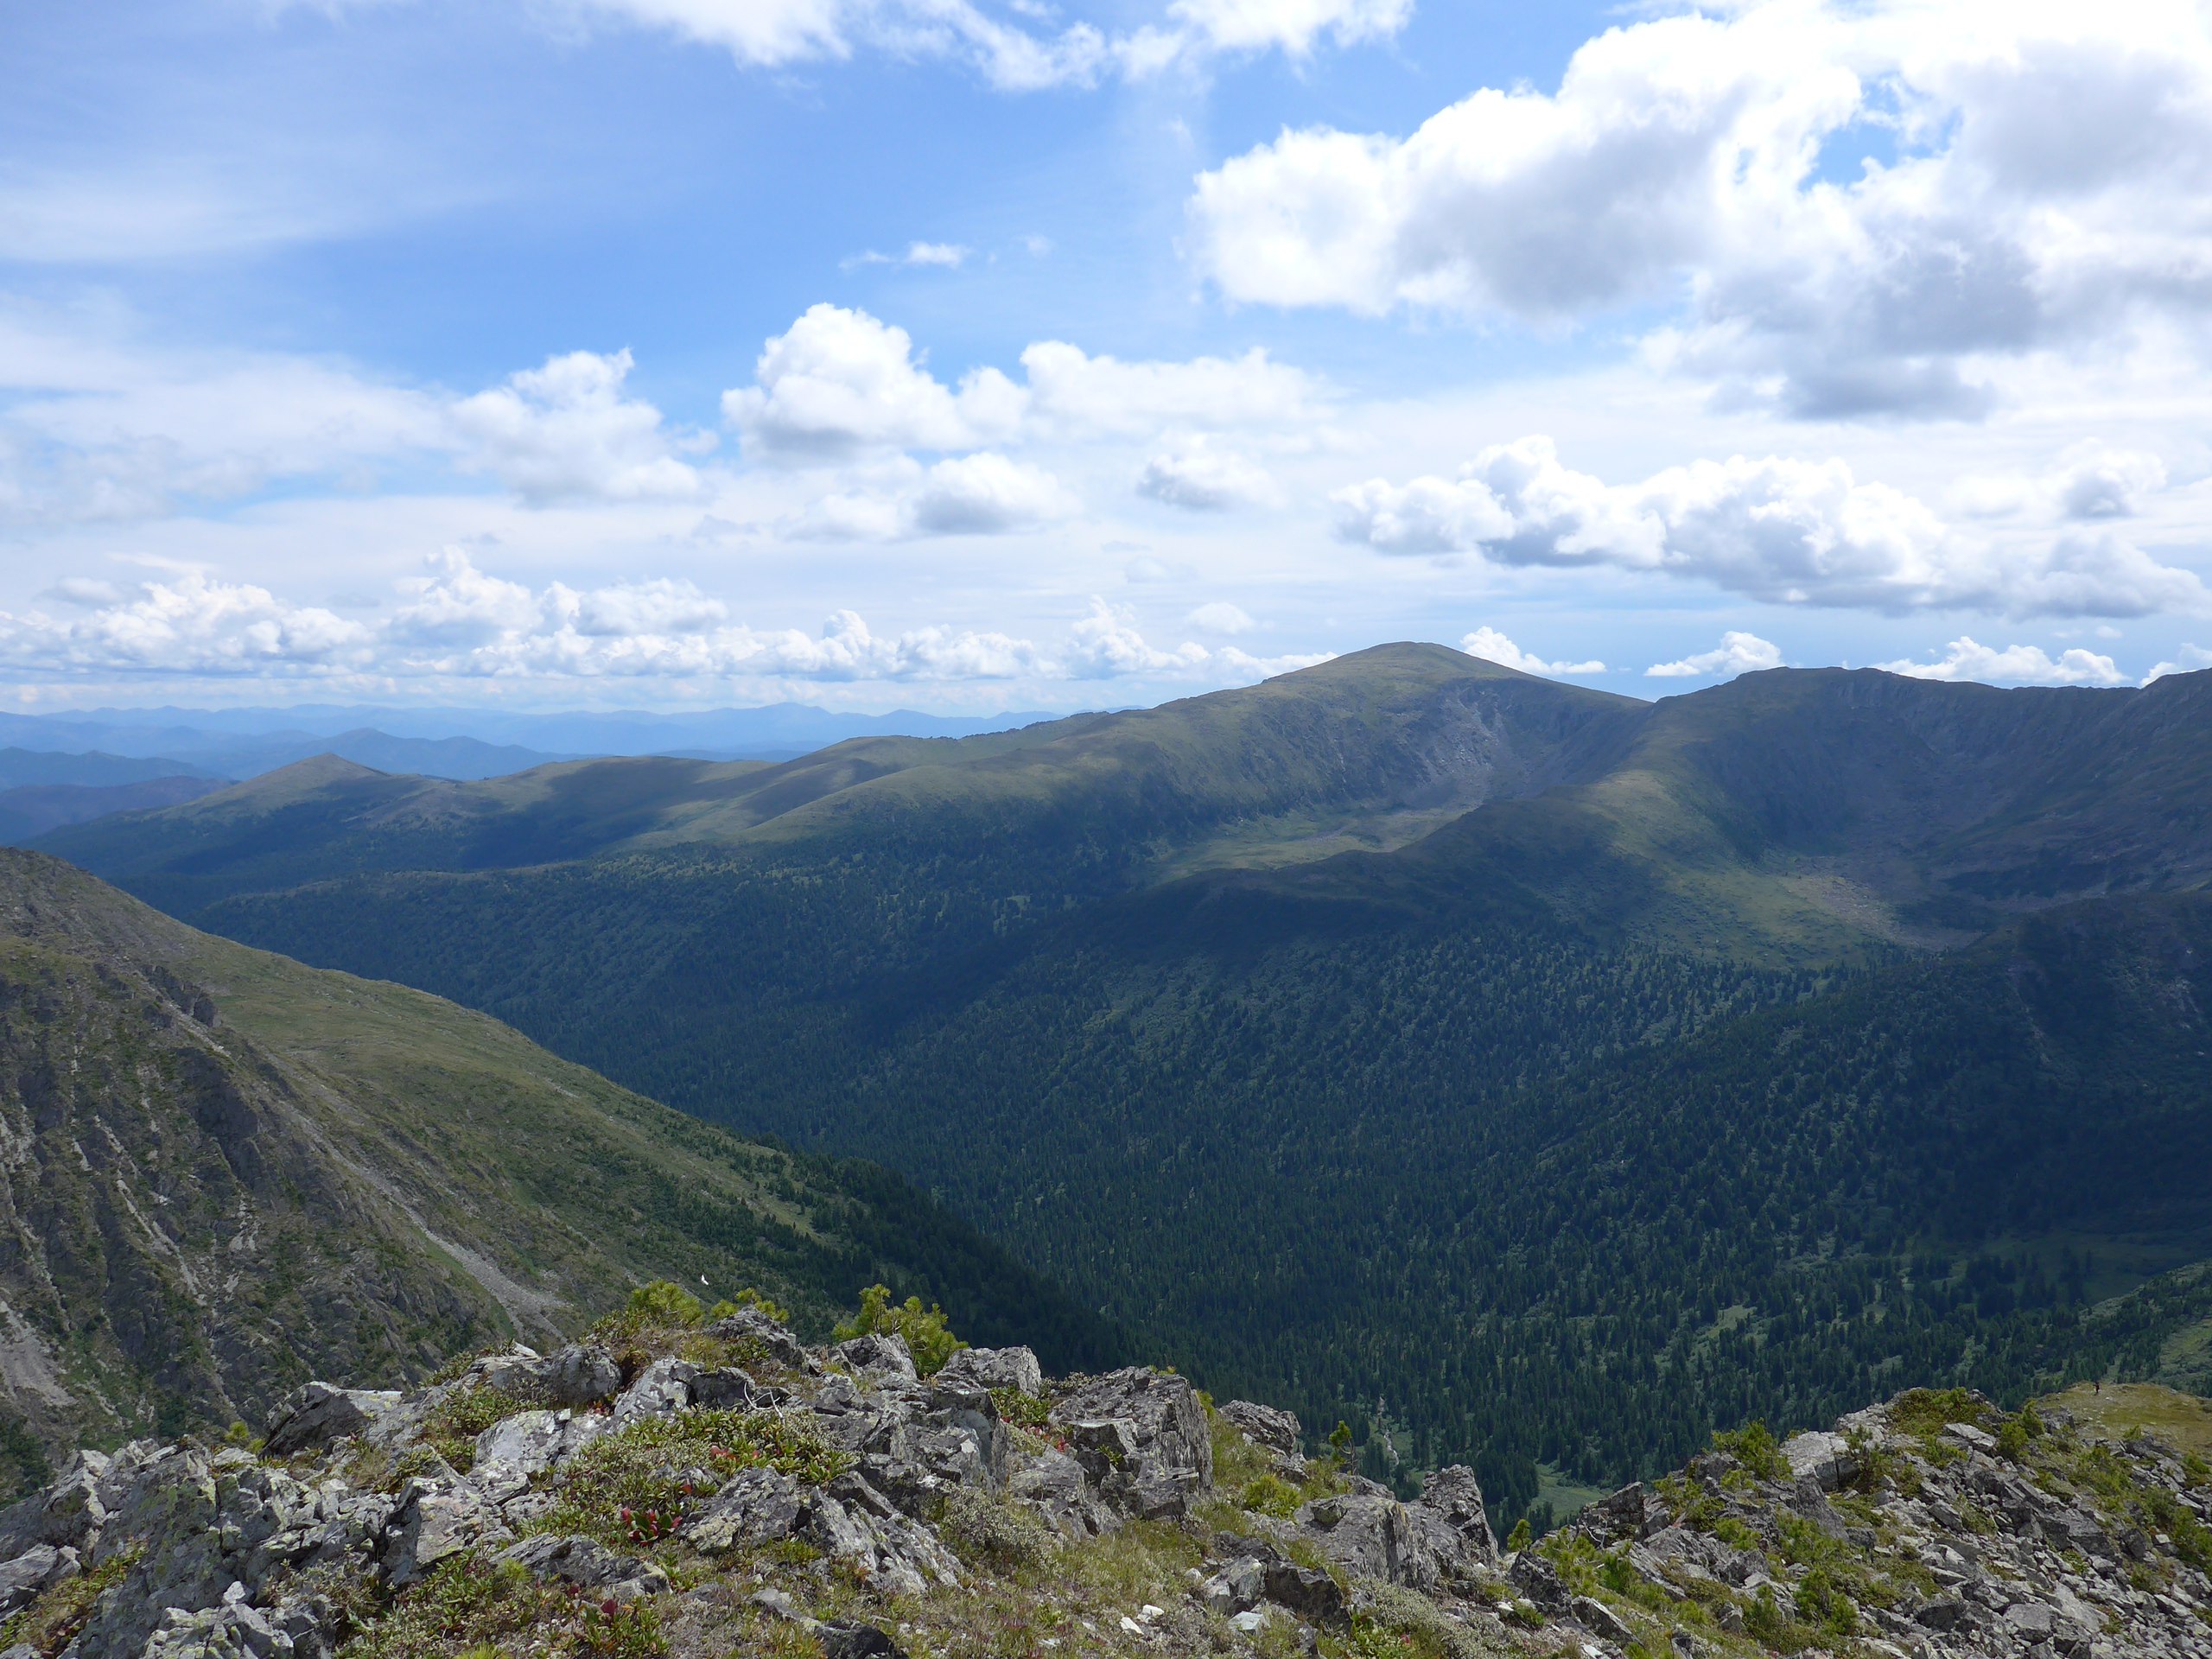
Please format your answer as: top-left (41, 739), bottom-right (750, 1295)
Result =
top-left (834, 1284), bottom-right (966, 1376)
top-left (1709, 1421), bottom-right (1788, 1483)
top-left (940, 1486), bottom-right (1053, 1569)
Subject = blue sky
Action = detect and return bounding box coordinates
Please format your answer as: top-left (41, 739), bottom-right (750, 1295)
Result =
top-left (4, 0), bottom-right (2212, 714)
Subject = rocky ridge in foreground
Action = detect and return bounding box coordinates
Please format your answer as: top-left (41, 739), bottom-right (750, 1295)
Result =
top-left (0, 1288), bottom-right (2203, 1659)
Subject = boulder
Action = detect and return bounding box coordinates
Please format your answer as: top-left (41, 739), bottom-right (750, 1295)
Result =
top-left (1579, 1480), bottom-right (1662, 1545)
top-left (935, 1346), bottom-right (1043, 1397)
top-left (1508, 1549), bottom-right (1571, 1614)
top-left (382, 1478), bottom-right (512, 1588)
top-left (543, 1344), bottom-right (624, 1407)
top-left (1406, 1465), bottom-right (1497, 1580)
top-left (832, 1334), bottom-right (918, 1381)
top-left (1298, 1493), bottom-right (1435, 1590)
top-left (469, 1409), bottom-right (563, 1503)
top-left (690, 1368), bottom-right (760, 1410)
top-left (685, 1467), bottom-right (805, 1552)
top-left (1218, 1401), bottom-right (1301, 1459)
top-left (1007, 1450), bottom-right (1110, 1538)
top-left (804, 1472), bottom-right (963, 1599)
top-left (1780, 1430), bottom-right (1862, 1492)
top-left (1050, 1369), bottom-right (1213, 1519)
top-left (1198, 1555), bottom-right (1264, 1615)
top-left (613, 1357), bottom-right (698, 1422)
top-left (495, 1534), bottom-right (668, 1601)
top-left (709, 1308), bottom-right (810, 1370)
top-left (1571, 1594), bottom-right (1634, 1645)
top-left (0, 1543), bottom-right (74, 1614)
top-left (261, 1385), bottom-right (401, 1459)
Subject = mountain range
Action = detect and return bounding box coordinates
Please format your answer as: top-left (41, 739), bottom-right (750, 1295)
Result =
top-left (28, 645), bottom-right (2212, 1526)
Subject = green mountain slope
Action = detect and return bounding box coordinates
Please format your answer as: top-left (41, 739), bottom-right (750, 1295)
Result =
top-left (0, 850), bottom-right (1115, 1488)
top-left (27, 650), bottom-right (2212, 1525)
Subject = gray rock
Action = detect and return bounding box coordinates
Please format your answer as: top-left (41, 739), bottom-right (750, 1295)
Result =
top-left (613, 1357), bottom-right (698, 1421)
top-left (690, 1367), bottom-right (760, 1410)
top-left (1407, 1464), bottom-right (1497, 1578)
top-left (832, 1333), bottom-right (918, 1381)
top-left (142, 1599), bottom-right (292, 1659)
top-left (2005, 1599), bottom-right (2059, 1637)
top-left (543, 1344), bottom-right (625, 1407)
top-left (469, 1343), bottom-right (623, 1408)
top-left (0, 1452), bottom-right (110, 1557)
top-left (1508, 1549), bottom-right (1571, 1614)
top-left (1299, 1493), bottom-right (1435, 1590)
top-left (1579, 1479), bottom-right (1669, 1547)
top-left (936, 1346), bottom-right (1043, 1396)
top-left (685, 1466), bottom-right (805, 1552)
top-left (0, 1543), bottom-right (73, 1614)
top-left (1262, 1560), bottom-right (1344, 1624)
top-left (382, 1478), bottom-right (512, 1588)
top-left (818, 1621), bottom-right (907, 1659)
top-left (495, 1533), bottom-right (669, 1600)
top-left (1572, 1594), bottom-right (1634, 1644)
top-left (1200, 1555), bottom-right (1265, 1614)
top-left (470, 1409), bottom-right (563, 1502)
top-left (1008, 1449), bottom-right (1110, 1538)
top-left (1050, 1369), bottom-right (1213, 1520)
top-left (709, 1308), bottom-right (810, 1370)
top-left (1780, 1429), bottom-right (1863, 1492)
top-left (1218, 1401), bottom-right (1301, 1458)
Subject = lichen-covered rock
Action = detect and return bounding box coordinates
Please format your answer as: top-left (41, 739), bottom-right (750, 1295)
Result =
top-left (613, 1356), bottom-right (698, 1421)
top-left (1050, 1369), bottom-right (1212, 1519)
top-left (935, 1346), bottom-right (1042, 1396)
top-left (1405, 1464), bottom-right (1497, 1581)
top-left (495, 1533), bottom-right (669, 1600)
top-left (1299, 1491), bottom-right (1435, 1589)
top-left (832, 1333), bottom-right (918, 1381)
top-left (1218, 1400), bottom-right (1300, 1458)
top-left (0, 1542), bottom-right (73, 1614)
top-left (262, 1384), bottom-right (401, 1459)
top-left (709, 1307), bottom-right (810, 1370)
top-left (685, 1465), bottom-right (806, 1552)
top-left (381, 1477), bottom-right (512, 1588)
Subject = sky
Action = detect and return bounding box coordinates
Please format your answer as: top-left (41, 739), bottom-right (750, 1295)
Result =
top-left (5, 0), bottom-right (2212, 715)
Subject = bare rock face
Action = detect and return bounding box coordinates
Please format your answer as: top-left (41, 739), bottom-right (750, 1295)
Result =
top-left (1049, 1369), bottom-right (1214, 1520)
top-left (260, 1385), bottom-right (401, 1459)
top-left (495, 1534), bottom-right (669, 1601)
top-left (935, 1345), bottom-right (1043, 1396)
top-left (1406, 1465), bottom-right (1499, 1581)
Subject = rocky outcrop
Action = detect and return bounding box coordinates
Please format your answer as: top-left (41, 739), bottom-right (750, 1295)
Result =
top-left (2, 1307), bottom-right (2202, 1659)
top-left (1542, 1389), bottom-right (2212, 1658)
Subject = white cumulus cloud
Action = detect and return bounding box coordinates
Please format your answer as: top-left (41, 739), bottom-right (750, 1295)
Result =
top-left (1332, 436), bottom-right (2209, 618)
top-left (1137, 446), bottom-right (1278, 511)
top-left (1188, 0), bottom-right (2212, 416)
top-left (2145, 644), bottom-right (2212, 683)
top-left (1878, 637), bottom-right (2127, 686)
top-left (449, 349), bottom-right (705, 503)
top-left (723, 307), bottom-right (1326, 458)
top-left (724, 304), bottom-right (1020, 459)
top-left (0, 570), bottom-right (370, 676)
top-left (1186, 601), bottom-right (1256, 634)
top-left (1459, 626), bottom-right (1605, 677)
top-left (1647, 632), bottom-right (1784, 678)
top-left (787, 452), bottom-right (1080, 539)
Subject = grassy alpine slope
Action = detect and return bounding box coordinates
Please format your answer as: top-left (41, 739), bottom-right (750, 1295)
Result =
top-left (0, 850), bottom-right (1115, 1493)
top-left (31, 650), bottom-right (2212, 1527)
